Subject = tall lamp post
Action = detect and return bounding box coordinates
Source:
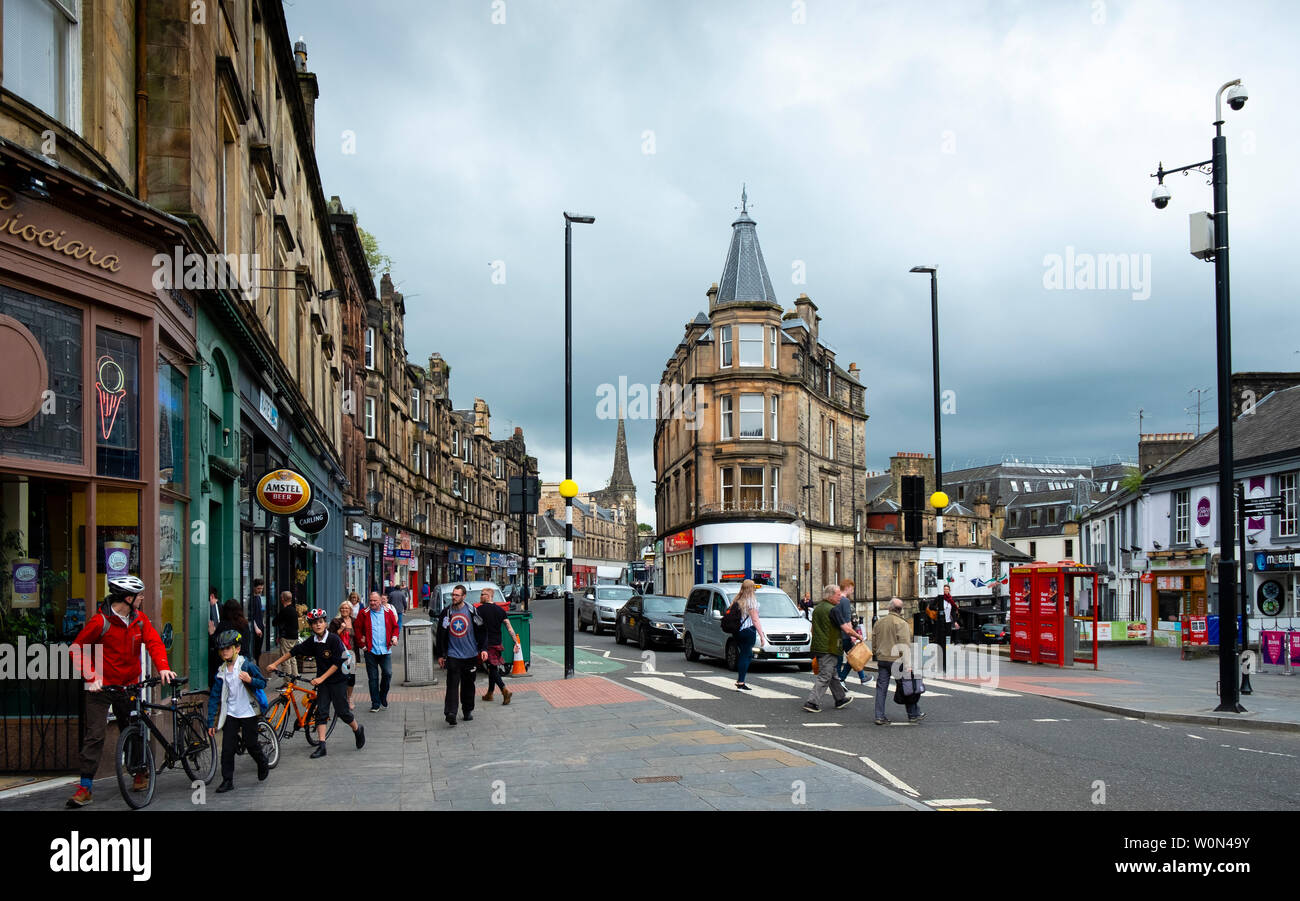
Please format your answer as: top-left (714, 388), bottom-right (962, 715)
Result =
top-left (562, 212), bottom-right (595, 678)
top-left (1148, 79), bottom-right (1248, 713)
top-left (910, 266), bottom-right (945, 583)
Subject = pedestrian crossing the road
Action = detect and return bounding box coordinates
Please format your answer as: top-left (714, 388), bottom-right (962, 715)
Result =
top-left (626, 671), bottom-right (994, 702)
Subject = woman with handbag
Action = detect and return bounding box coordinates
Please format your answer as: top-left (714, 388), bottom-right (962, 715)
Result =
top-left (733, 580), bottom-right (767, 692)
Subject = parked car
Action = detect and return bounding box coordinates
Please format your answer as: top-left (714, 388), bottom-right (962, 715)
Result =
top-left (681, 583), bottom-right (811, 670)
top-left (615, 594), bottom-right (687, 650)
top-left (429, 582), bottom-right (508, 617)
top-left (980, 621), bottom-right (1010, 644)
top-left (577, 585), bottom-right (638, 635)
top-left (537, 584), bottom-right (563, 599)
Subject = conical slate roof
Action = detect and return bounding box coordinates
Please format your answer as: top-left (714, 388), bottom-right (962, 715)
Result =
top-left (716, 189), bottom-right (778, 306)
top-left (606, 416), bottom-right (635, 491)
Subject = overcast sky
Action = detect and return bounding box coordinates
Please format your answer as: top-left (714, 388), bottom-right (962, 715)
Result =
top-left (289, 0), bottom-right (1300, 528)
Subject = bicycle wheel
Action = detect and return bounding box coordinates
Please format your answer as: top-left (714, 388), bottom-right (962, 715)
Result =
top-left (179, 714), bottom-right (217, 784)
top-left (303, 702), bottom-right (339, 746)
top-left (264, 696), bottom-right (290, 740)
top-left (114, 724), bottom-right (155, 810)
top-left (256, 719), bottom-right (280, 769)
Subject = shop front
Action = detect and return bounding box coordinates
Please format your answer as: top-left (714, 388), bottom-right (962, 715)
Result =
top-left (1249, 549), bottom-right (1299, 639)
top-left (0, 155), bottom-right (198, 770)
top-left (344, 523), bottom-right (370, 599)
top-left (691, 522), bottom-right (799, 591)
top-left (239, 373), bottom-right (292, 620)
top-left (1147, 551), bottom-right (1210, 648)
top-left (662, 528), bottom-right (695, 598)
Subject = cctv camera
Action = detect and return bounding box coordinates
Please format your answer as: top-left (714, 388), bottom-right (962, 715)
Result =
top-left (1151, 183), bottom-right (1171, 210)
top-left (1226, 83), bottom-right (1248, 111)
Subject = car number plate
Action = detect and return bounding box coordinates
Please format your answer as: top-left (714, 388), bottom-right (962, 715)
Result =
top-left (776, 652), bottom-right (789, 658)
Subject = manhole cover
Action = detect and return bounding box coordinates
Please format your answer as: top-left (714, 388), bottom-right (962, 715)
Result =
top-left (632, 775), bottom-right (681, 784)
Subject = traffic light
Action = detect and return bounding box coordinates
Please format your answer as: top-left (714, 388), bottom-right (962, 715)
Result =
top-left (509, 476), bottom-right (540, 514)
top-left (901, 475), bottom-right (924, 543)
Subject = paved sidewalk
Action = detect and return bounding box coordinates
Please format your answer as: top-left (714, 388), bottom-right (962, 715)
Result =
top-left (0, 649), bottom-right (925, 812)
top-left (937, 644), bottom-right (1300, 731)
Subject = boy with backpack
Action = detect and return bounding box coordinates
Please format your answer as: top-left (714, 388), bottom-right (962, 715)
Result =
top-left (207, 629), bottom-right (270, 793)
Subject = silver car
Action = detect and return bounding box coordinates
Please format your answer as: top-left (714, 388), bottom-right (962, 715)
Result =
top-left (577, 585), bottom-right (638, 636)
top-left (681, 583), bottom-right (812, 670)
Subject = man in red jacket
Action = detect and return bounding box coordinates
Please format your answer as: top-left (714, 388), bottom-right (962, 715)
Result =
top-left (66, 575), bottom-right (176, 808)
top-left (354, 591), bottom-right (400, 711)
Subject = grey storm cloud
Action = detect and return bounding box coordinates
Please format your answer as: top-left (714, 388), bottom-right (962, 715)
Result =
top-left (289, 0), bottom-right (1300, 528)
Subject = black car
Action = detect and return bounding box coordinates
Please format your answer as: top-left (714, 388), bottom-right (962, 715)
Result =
top-left (980, 621), bottom-right (1010, 644)
top-left (615, 594), bottom-right (687, 650)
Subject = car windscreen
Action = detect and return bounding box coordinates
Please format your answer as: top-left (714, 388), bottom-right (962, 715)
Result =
top-left (751, 590), bottom-right (799, 618)
top-left (643, 597), bottom-right (686, 617)
top-left (596, 588), bottom-right (634, 601)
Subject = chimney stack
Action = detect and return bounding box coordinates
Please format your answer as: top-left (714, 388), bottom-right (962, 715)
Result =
top-left (294, 37), bottom-right (319, 148)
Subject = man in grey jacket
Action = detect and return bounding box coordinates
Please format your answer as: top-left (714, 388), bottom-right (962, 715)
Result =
top-left (871, 597), bottom-right (923, 726)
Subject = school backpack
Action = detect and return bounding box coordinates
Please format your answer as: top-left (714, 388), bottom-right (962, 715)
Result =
top-left (720, 601), bottom-right (742, 634)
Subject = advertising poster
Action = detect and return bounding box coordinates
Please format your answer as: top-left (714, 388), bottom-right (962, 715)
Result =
top-left (11, 558), bottom-right (39, 608)
top-left (104, 540), bottom-right (131, 579)
top-left (1010, 572), bottom-right (1033, 661)
top-left (1260, 631), bottom-right (1286, 667)
top-left (1036, 576), bottom-right (1061, 662)
top-left (1290, 633), bottom-right (1300, 671)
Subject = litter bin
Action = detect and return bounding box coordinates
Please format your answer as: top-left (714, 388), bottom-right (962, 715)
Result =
top-left (401, 619), bottom-right (437, 686)
top-left (504, 610), bottom-right (533, 676)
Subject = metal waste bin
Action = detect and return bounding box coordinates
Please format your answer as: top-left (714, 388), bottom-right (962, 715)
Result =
top-left (402, 619), bottom-right (437, 686)
top-left (504, 610), bottom-right (532, 675)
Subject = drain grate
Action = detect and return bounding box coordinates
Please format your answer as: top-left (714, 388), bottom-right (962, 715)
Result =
top-left (632, 775), bottom-right (682, 784)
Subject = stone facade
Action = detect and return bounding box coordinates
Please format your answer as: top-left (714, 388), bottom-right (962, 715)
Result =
top-left (654, 201), bottom-right (867, 600)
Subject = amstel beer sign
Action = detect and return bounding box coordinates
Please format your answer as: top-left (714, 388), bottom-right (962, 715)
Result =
top-left (256, 469), bottom-right (312, 516)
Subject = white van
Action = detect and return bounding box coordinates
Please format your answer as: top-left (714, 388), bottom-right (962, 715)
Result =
top-left (681, 583), bottom-right (811, 671)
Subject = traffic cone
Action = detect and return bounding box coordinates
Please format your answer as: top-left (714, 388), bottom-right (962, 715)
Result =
top-left (510, 639), bottom-right (527, 676)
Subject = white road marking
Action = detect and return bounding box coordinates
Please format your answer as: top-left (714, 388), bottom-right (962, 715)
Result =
top-left (1238, 747), bottom-right (1296, 758)
top-left (1033, 718), bottom-right (1061, 722)
top-left (1208, 726), bottom-right (1250, 734)
top-left (1102, 718), bottom-right (1121, 721)
top-left (628, 676), bottom-right (719, 700)
top-left (762, 674), bottom-right (952, 696)
top-left (693, 676), bottom-right (799, 699)
top-left (963, 720), bottom-right (999, 724)
top-left (1188, 734), bottom-right (1205, 740)
top-left (923, 678), bottom-right (1020, 697)
top-left (737, 730), bottom-right (855, 757)
top-left (801, 723), bottom-right (843, 727)
top-left (1149, 723), bottom-right (1168, 729)
top-left (857, 755), bottom-right (920, 797)
top-left (731, 724), bottom-right (766, 729)
top-left (923, 798), bottom-right (991, 807)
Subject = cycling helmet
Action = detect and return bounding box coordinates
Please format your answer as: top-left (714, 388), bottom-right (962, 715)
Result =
top-left (107, 575), bottom-right (146, 597)
top-left (215, 629), bottom-right (242, 650)
top-left (307, 608), bottom-right (328, 622)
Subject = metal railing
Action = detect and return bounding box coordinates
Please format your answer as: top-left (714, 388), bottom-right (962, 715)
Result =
top-left (697, 501), bottom-right (798, 517)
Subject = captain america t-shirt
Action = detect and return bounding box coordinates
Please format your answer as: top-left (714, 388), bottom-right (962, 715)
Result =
top-left (442, 605), bottom-right (480, 659)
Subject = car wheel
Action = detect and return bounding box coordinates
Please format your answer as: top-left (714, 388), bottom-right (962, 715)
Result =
top-left (683, 634), bottom-right (700, 662)
top-left (638, 625), bottom-right (650, 652)
top-left (614, 621), bottom-right (627, 645)
top-left (592, 617), bottom-right (603, 636)
top-left (577, 611), bottom-right (588, 632)
top-left (725, 639), bottom-right (739, 672)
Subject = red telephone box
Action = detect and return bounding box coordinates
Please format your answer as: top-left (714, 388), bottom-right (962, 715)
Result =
top-left (1009, 562), bottom-right (1099, 669)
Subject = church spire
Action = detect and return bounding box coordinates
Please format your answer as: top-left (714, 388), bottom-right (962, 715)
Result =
top-left (607, 415), bottom-right (634, 491)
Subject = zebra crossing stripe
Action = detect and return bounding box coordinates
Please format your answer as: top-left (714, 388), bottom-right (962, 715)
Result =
top-left (691, 676), bottom-right (799, 699)
top-left (627, 677), bottom-right (719, 700)
top-left (922, 678), bottom-right (1020, 697)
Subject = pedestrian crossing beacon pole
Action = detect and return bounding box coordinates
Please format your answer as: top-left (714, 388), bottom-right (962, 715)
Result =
top-left (563, 212), bottom-right (594, 679)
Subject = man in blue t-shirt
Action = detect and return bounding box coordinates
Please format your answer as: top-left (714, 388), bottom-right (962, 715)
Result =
top-left (435, 585), bottom-right (486, 726)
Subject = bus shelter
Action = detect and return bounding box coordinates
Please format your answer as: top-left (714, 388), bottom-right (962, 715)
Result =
top-left (1008, 562), bottom-right (1100, 669)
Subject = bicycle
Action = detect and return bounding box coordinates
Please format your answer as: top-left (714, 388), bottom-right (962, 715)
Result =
top-left (232, 716), bottom-right (280, 770)
top-left (104, 676), bottom-right (217, 810)
top-left (263, 672), bottom-right (338, 746)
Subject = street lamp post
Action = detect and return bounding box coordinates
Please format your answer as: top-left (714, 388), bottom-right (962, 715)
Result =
top-left (1148, 79), bottom-right (1248, 714)
top-left (563, 212), bottom-right (594, 679)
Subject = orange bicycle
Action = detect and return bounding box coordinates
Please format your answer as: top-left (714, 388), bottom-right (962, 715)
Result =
top-left (263, 672), bottom-right (339, 746)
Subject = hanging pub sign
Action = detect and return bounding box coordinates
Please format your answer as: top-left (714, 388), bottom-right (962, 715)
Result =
top-left (255, 469), bottom-right (312, 516)
top-left (294, 500), bottom-right (330, 535)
